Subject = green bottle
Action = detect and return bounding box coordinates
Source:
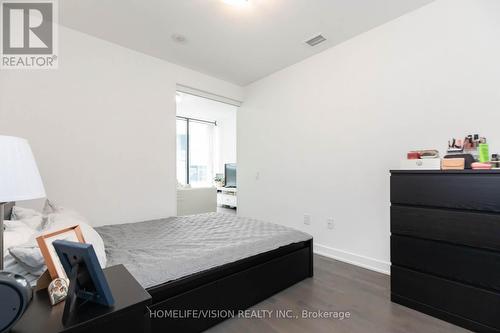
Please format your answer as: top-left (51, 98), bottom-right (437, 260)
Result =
top-left (479, 143), bottom-right (489, 163)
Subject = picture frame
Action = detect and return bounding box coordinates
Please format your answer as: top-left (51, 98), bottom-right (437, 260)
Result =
top-left (36, 226), bottom-right (86, 279)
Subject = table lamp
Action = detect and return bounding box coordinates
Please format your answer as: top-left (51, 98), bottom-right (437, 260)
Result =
top-left (0, 136), bottom-right (46, 270)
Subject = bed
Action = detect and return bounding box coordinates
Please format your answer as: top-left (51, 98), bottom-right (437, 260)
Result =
top-left (1, 203), bottom-right (40, 284)
top-left (96, 213), bottom-right (313, 332)
top-left (5, 205), bottom-right (313, 333)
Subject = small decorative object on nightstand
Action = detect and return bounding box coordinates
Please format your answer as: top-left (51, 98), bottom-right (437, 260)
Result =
top-left (47, 278), bottom-right (69, 306)
top-left (11, 265), bottom-right (152, 333)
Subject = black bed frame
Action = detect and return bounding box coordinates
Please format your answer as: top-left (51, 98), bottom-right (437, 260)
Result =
top-left (146, 239), bottom-right (314, 333)
top-left (5, 203), bottom-right (313, 333)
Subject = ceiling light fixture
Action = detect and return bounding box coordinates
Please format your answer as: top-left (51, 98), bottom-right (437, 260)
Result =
top-left (222, 0), bottom-right (248, 6)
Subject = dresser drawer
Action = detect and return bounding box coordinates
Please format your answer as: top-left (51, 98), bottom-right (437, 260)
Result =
top-left (391, 205), bottom-right (500, 251)
top-left (391, 266), bottom-right (500, 331)
top-left (391, 173), bottom-right (500, 212)
top-left (219, 194), bottom-right (237, 206)
top-left (391, 235), bottom-right (500, 291)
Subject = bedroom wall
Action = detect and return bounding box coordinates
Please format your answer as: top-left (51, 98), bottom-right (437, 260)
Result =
top-left (0, 25), bottom-right (243, 226)
top-left (238, 0), bottom-right (500, 273)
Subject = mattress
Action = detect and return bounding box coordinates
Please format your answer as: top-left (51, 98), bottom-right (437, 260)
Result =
top-left (96, 213), bottom-right (311, 289)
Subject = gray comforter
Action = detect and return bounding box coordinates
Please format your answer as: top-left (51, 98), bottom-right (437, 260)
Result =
top-left (96, 213), bottom-right (312, 289)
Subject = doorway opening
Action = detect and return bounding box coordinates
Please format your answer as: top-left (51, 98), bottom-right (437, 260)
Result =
top-left (176, 91), bottom-right (238, 215)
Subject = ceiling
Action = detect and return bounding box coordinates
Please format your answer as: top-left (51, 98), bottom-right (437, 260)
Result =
top-left (60, 0), bottom-right (434, 86)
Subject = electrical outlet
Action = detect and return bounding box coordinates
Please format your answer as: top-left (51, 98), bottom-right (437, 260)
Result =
top-left (327, 218), bottom-right (334, 230)
top-left (303, 214), bottom-right (311, 225)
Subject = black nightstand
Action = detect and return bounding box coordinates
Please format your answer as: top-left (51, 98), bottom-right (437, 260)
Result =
top-left (11, 265), bottom-right (152, 333)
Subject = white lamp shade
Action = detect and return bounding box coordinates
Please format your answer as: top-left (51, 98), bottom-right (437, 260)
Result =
top-left (0, 136), bottom-right (46, 202)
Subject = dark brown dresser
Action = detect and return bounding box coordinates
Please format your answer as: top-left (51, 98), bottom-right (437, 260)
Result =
top-left (390, 170), bottom-right (500, 333)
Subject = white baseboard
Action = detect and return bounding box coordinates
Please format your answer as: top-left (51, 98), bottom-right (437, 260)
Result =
top-left (313, 243), bottom-right (390, 275)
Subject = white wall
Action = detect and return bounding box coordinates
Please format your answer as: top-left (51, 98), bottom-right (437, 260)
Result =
top-left (0, 25), bottom-right (243, 226)
top-left (216, 113), bottom-right (237, 175)
top-left (176, 93), bottom-right (237, 175)
top-left (238, 0), bottom-right (500, 273)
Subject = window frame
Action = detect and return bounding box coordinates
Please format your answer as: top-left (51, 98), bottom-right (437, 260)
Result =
top-left (176, 116), bottom-right (217, 185)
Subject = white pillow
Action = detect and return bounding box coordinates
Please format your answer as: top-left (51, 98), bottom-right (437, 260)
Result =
top-left (11, 206), bottom-right (43, 220)
top-left (18, 215), bottom-right (44, 231)
top-left (6, 203), bottom-right (107, 279)
top-left (10, 206), bottom-right (45, 230)
top-left (3, 254), bottom-right (40, 287)
top-left (8, 243), bottom-right (46, 276)
top-left (42, 199), bottom-right (59, 215)
top-left (44, 211), bottom-right (107, 269)
top-left (3, 220), bottom-right (41, 277)
top-left (3, 220), bottom-right (35, 255)
top-left (7, 211), bottom-right (108, 277)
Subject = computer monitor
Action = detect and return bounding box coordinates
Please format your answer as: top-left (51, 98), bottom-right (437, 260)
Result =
top-left (224, 163), bottom-right (237, 188)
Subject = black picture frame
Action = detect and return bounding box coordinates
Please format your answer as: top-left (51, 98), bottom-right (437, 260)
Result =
top-left (53, 240), bottom-right (115, 325)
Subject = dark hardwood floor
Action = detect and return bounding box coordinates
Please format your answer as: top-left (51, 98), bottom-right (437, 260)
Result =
top-left (207, 255), bottom-right (471, 333)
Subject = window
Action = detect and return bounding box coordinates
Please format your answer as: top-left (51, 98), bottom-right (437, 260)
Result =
top-left (176, 91), bottom-right (238, 189)
top-left (176, 119), bottom-right (188, 185)
top-left (176, 117), bottom-right (215, 187)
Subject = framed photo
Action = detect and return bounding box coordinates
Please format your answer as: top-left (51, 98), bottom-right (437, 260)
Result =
top-left (36, 226), bottom-right (86, 279)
